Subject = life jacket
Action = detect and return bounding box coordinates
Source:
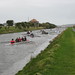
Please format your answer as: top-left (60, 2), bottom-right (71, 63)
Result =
top-left (10, 40), bottom-right (15, 44)
top-left (18, 38), bottom-right (22, 42)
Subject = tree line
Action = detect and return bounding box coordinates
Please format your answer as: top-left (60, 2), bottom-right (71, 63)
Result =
top-left (0, 20), bottom-right (57, 30)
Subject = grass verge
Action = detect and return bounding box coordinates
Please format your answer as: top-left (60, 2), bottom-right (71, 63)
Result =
top-left (16, 28), bottom-right (75, 75)
top-left (0, 26), bottom-right (44, 34)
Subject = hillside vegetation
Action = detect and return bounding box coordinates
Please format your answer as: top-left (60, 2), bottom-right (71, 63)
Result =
top-left (0, 26), bottom-right (43, 34)
top-left (0, 21), bottom-right (56, 34)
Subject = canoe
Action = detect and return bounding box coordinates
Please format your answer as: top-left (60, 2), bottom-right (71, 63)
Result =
top-left (5, 41), bottom-right (34, 46)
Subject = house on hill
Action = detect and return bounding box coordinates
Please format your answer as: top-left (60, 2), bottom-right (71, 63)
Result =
top-left (29, 19), bottom-right (39, 27)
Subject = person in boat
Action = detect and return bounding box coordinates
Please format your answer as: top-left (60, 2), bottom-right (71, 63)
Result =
top-left (23, 36), bottom-right (27, 41)
top-left (18, 37), bottom-right (22, 42)
top-left (27, 31), bottom-right (30, 34)
top-left (42, 30), bottom-right (48, 34)
top-left (21, 37), bottom-right (24, 41)
top-left (10, 39), bottom-right (15, 44)
top-left (30, 33), bottom-right (34, 37)
top-left (21, 36), bottom-right (27, 41)
top-left (30, 31), bottom-right (34, 38)
top-left (15, 38), bottom-right (19, 42)
top-left (24, 36), bottom-right (27, 41)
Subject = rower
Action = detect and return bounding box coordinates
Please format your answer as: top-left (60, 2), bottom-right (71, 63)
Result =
top-left (15, 38), bottom-right (19, 42)
top-left (10, 39), bottom-right (15, 44)
top-left (18, 37), bottom-right (22, 42)
top-left (24, 36), bottom-right (27, 41)
top-left (22, 36), bottom-right (27, 41)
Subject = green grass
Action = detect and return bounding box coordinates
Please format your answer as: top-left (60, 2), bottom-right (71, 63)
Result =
top-left (0, 26), bottom-right (44, 34)
top-left (16, 28), bottom-right (75, 75)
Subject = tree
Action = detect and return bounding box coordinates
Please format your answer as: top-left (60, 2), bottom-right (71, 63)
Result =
top-left (41, 22), bottom-right (56, 29)
top-left (6, 20), bottom-right (14, 26)
top-left (15, 22), bottom-right (22, 29)
top-left (26, 22), bottom-right (30, 28)
top-left (21, 22), bottom-right (26, 28)
top-left (0, 24), bottom-right (3, 27)
top-left (0, 24), bottom-right (3, 29)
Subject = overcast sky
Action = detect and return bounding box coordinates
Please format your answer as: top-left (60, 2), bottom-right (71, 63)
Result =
top-left (0, 0), bottom-right (75, 25)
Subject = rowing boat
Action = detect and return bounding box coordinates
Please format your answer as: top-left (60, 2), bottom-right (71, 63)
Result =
top-left (5, 41), bottom-right (34, 46)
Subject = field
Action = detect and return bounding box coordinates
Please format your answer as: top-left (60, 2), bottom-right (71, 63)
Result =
top-left (16, 27), bottom-right (75, 75)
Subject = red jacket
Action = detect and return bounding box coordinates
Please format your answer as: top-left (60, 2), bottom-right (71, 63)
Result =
top-left (10, 40), bottom-right (15, 44)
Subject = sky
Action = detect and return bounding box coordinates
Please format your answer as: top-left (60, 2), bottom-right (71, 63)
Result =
top-left (0, 0), bottom-right (75, 25)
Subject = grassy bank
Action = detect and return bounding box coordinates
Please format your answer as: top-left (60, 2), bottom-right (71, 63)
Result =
top-left (16, 28), bottom-right (75, 75)
top-left (0, 26), bottom-right (44, 34)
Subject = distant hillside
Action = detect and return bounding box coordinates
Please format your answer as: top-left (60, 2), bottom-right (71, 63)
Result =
top-left (61, 24), bottom-right (75, 27)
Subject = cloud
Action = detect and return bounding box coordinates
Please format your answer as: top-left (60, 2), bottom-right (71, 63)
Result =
top-left (0, 0), bottom-right (75, 25)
